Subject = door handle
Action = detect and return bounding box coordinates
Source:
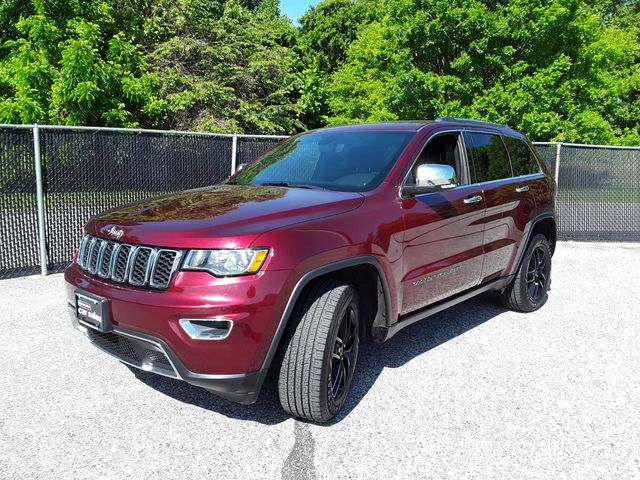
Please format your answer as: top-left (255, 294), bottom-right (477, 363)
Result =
top-left (463, 195), bottom-right (483, 204)
top-left (515, 185), bottom-right (530, 193)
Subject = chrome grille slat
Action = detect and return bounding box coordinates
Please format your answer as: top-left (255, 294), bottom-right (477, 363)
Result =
top-left (125, 246), bottom-right (139, 284)
top-left (78, 235), bottom-right (91, 268)
top-left (112, 244), bottom-right (132, 282)
top-left (150, 250), bottom-right (181, 288)
top-left (83, 237), bottom-right (95, 270)
top-left (145, 250), bottom-right (159, 285)
top-left (98, 242), bottom-right (116, 278)
top-left (129, 247), bottom-right (152, 286)
top-left (108, 243), bottom-right (122, 278)
top-left (76, 235), bottom-right (181, 290)
top-left (88, 238), bottom-right (102, 274)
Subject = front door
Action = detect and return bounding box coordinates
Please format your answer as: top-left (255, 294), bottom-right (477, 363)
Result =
top-left (400, 132), bottom-right (485, 315)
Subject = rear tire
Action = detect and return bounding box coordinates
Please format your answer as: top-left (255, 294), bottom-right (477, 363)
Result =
top-left (278, 279), bottom-right (360, 423)
top-left (500, 233), bottom-right (552, 312)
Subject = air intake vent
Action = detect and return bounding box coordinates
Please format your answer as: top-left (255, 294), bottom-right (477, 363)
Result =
top-left (77, 235), bottom-right (182, 290)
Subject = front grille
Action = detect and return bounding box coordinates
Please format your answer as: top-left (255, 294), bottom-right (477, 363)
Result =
top-left (88, 238), bottom-right (102, 273)
top-left (77, 234), bottom-right (181, 290)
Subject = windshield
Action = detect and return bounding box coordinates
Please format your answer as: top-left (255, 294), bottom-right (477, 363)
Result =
top-left (229, 130), bottom-right (415, 192)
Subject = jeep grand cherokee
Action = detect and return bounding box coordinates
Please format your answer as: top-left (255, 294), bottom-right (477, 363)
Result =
top-left (65, 118), bottom-right (556, 422)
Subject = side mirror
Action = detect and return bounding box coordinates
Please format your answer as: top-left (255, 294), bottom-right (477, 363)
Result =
top-left (236, 163), bottom-right (247, 172)
top-left (403, 163), bottom-right (458, 196)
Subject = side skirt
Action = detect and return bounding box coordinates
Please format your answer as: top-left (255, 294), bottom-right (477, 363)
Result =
top-left (371, 276), bottom-right (512, 342)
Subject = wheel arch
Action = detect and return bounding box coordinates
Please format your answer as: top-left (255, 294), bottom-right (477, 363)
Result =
top-left (258, 257), bottom-right (392, 377)
top-left (513, 213), bottom-right (557, 274)
top-left (531, 215), bottom-right (557, 256)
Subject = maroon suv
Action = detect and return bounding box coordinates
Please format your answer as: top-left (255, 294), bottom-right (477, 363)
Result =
top-left (65, 118), bottom-right (556, 422)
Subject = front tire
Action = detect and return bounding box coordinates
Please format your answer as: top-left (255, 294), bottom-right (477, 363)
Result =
top-left (500, 233), bottom-right (552, 312)
top-left (278, 279), bottom-right (360, 423)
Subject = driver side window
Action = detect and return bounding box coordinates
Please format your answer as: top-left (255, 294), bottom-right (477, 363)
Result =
top-left (406, 132), bottom-right (464, 186)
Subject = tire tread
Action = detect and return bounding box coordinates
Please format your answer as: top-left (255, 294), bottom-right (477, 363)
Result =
top-left (500, 233), bottom-right (551, 312)
top-left (278, 279), bottom-right (354, 422)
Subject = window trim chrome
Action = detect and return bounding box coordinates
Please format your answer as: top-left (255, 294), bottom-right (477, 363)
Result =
top-left (501, 134), bottom-right (544, 177)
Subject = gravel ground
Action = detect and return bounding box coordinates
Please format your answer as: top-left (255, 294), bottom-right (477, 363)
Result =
top-left (1, 241), bottom-right (639, 480)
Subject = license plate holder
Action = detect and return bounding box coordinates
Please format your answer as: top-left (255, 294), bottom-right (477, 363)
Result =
top-left (75, 290), bottom-right (112, 333)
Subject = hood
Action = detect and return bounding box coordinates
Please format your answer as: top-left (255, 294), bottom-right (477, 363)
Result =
top-left (88, 185), bottom-right (364, 248)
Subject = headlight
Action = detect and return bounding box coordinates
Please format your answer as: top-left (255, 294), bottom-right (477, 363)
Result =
top-left (182, 248), bottom-right (269, 276)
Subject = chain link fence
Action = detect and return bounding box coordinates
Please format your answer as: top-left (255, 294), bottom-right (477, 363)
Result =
top-left (0, 125), bottom-right (285, 279)
top-left (1, 124), bottom-right (639, 279)
top-left (0, 128), bottom-right (40, 278)
top-left (534, 142), bottom-right (640, 241)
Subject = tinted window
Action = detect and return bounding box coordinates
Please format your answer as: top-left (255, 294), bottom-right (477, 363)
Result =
top-left (229, 130), bottom-right (415, 192)
top-left (408, 133), bottom-right (463, 185)
top-left (467, 133), bottom-right (512, 183)
top-left (503, 136), bottom-right (541, 177)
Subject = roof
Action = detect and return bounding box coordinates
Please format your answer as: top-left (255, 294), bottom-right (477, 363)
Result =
top-left (319, 117), bottom-right (511, 131)
top-left (310, 118), bottom-right (524, 138)
top-left (320, 121), bottom-right (433, 132)
top-left (434, 117), bottom-right (508, 128)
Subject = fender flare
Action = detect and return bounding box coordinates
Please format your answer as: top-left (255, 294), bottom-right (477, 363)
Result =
top-left (512, 212), bottom-right (557, 275)
top-left (253, 256), bottom-right (393, 390)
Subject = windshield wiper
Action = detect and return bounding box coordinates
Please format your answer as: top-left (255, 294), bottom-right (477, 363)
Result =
top-left (257, 182), bottom-right (325, 190)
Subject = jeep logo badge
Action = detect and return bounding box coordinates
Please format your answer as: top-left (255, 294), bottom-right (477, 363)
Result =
top-left (106, 226), bottom-right (124, 239)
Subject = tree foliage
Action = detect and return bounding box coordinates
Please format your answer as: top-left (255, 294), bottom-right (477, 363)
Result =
top-left (0, 0), bottom-right (638, 142)
top-left (310, 0), bottom-right (640, 144)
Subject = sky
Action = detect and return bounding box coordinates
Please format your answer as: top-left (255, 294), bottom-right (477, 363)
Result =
top-left (280, 0), bottom-right (321, 24)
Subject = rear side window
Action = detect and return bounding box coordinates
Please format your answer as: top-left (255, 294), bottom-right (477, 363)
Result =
top-left (503, 136), bottom-right (541, 177)
top-left (466, 133), bottom-right (512, 183)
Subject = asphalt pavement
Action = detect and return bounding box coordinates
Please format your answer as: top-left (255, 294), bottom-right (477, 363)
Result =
top-left (1, 241), bottom-right (639, 479)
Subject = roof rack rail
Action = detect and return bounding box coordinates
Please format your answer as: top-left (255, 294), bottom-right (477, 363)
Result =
top-left (435, 117), bottom-right (507, 128)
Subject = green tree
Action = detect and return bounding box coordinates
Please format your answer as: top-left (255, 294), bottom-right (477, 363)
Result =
top-left (296, 0), bottom-right (365, 127)
top-left (0, 0), bottom-right (638, 142)
top-left (0, 0), bottom-right (157, 126)
top-left (144, 0), bottom-right (302, 133)
top-left (318, 0), bottom-right (640, 144)
top-left (0, 0), bottom-right (303, 133)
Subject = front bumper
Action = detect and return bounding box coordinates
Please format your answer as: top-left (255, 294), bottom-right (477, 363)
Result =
top-left (65, 262), bottom-right (295, 403)
top-left (69, 311), bottom-right (263, 403)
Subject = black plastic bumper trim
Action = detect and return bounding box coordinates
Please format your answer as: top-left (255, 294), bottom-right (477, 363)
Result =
top-left (70, 307), bottom-right (263, 404)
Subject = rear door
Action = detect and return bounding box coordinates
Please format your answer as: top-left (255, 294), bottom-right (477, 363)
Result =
top-left (503, 135), bottom-right (552, 223)
top-left (399, 131), bottom-right (485, 315)
top-left (464, 132), bottom-right (537, 281)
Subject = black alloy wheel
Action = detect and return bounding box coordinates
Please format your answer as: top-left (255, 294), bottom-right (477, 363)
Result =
top-left (500, 233), bottom-right (552, 312)
top-left (329, 305), bottom-right (358, 403)
top-left (526, 246), bottom-right (549, 302)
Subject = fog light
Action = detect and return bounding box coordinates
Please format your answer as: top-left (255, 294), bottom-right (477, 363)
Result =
top-left (179, 319), bottom-right (233, 340)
